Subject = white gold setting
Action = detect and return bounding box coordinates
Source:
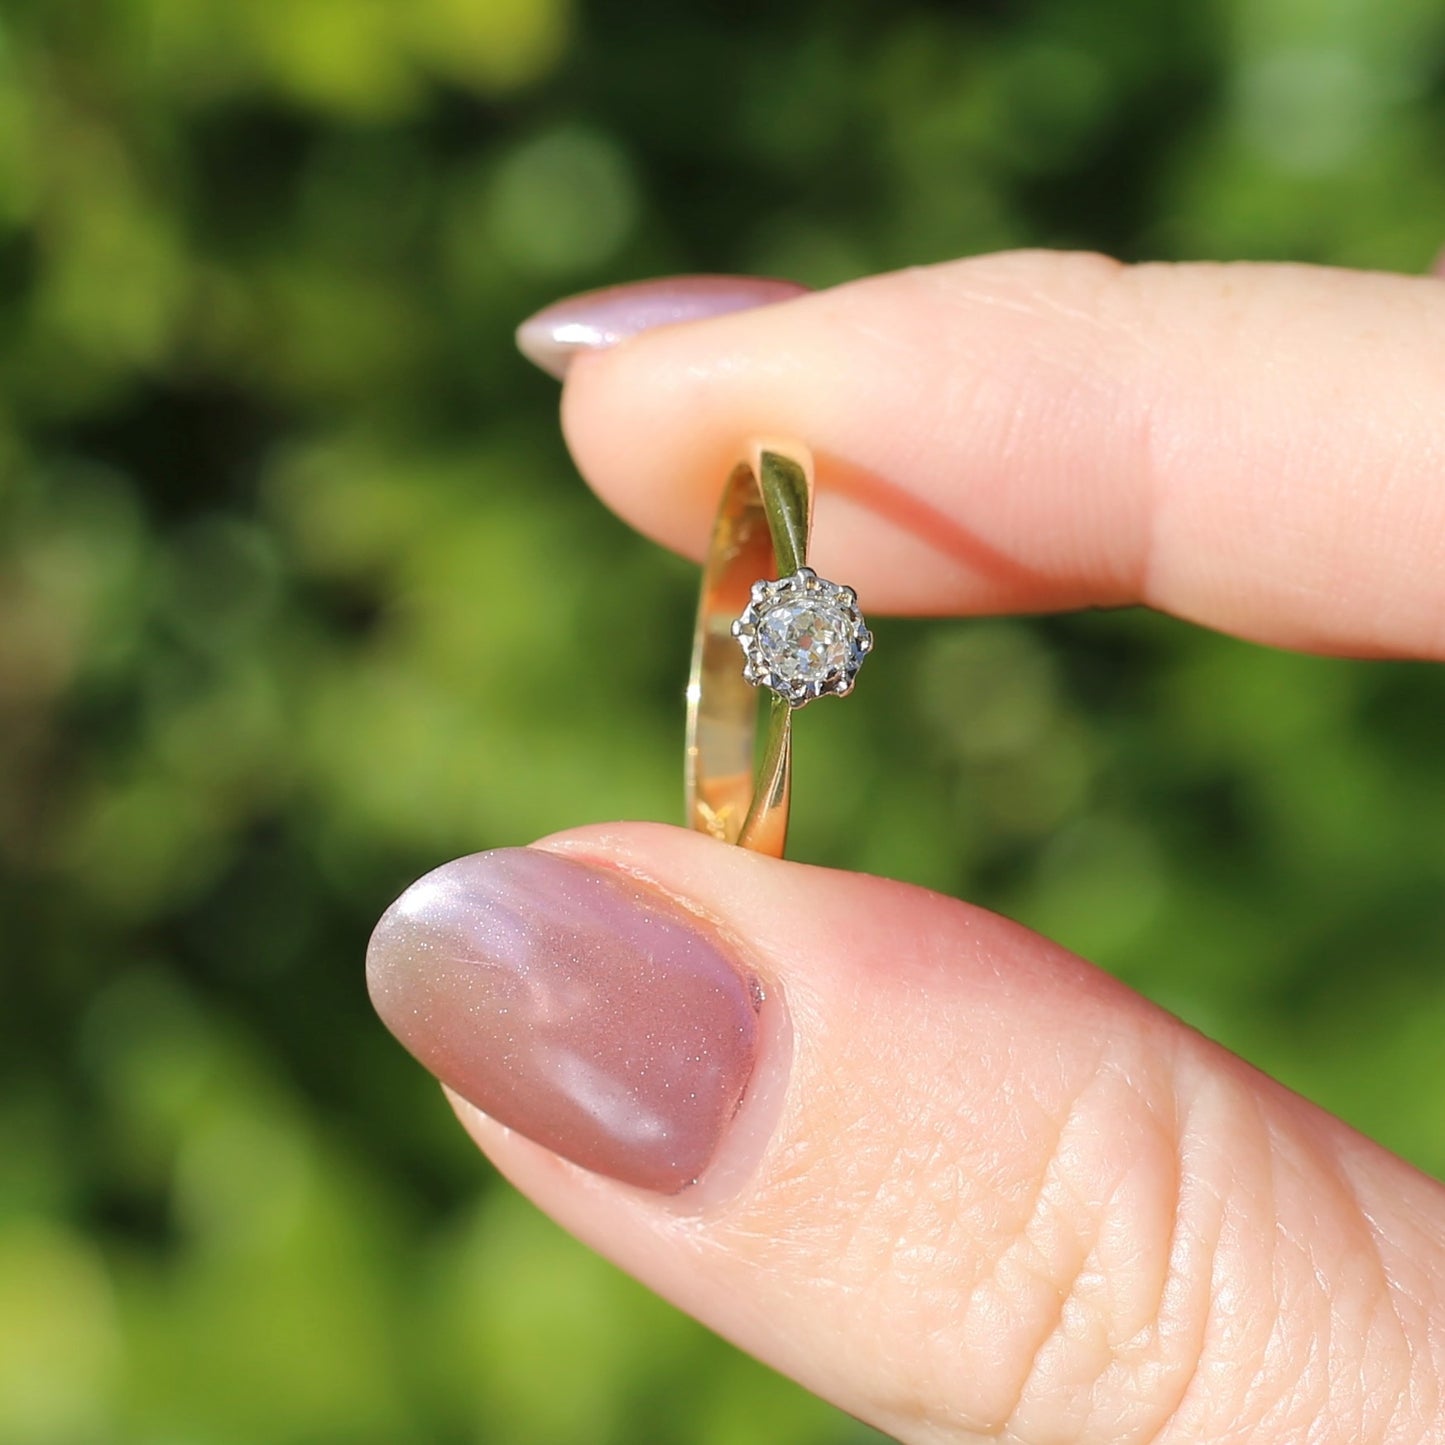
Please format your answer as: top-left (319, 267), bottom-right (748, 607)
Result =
top-left (730, 567), bottom-right (872, 708)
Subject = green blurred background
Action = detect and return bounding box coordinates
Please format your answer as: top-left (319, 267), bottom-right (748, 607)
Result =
top-left (4, 0), bottom-right (1445, 1440)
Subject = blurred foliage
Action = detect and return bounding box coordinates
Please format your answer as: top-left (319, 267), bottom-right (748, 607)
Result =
top-left (3, 0), bottom-right (1445, 1440)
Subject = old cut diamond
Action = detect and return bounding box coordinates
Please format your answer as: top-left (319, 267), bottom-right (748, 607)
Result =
top-left (731, 567), bottom-right (872, 707)
top-left (757, 601), bottom-right (851, 682)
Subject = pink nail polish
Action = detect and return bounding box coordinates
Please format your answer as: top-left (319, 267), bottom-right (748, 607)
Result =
top-left (366, 848), bottom-right (765, 1193)
top-left (515, 274), bottom-right (808, 379)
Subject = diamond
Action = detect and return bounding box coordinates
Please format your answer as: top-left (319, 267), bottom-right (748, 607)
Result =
top-left (758, 601), bottom-right (852, 682)
top-left (730, 567), bottom-right (872, 707)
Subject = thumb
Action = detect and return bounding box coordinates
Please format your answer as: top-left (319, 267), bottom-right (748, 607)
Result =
top-left (366, 822), bottom-right (1445, 1445)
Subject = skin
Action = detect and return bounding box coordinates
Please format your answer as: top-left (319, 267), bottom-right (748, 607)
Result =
top-left (459, 254), bottom-right (1445, 1443)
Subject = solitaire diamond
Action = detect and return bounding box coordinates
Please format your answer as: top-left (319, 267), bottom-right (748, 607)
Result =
top-left (731, 567), bottom-right (872, 706)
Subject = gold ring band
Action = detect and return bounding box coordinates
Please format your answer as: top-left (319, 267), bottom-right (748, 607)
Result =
top-left (685, 441), bottom-right (871, 858)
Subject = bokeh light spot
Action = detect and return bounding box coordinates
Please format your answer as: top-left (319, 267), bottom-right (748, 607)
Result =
top-left (484, 126), bottom-right (640, 276)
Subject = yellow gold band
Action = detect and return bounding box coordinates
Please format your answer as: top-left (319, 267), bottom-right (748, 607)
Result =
top-left (685, 442), bottom-right (814, 858)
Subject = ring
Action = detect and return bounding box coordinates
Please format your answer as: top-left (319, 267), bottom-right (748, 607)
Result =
top-left (685, 440), bottom-right (872, 858)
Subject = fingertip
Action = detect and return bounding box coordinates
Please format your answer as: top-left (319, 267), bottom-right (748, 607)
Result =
top-left (559, 251), bottom-right (1445, 656)
top-left (379, 816), bottom-right (1445, 1444)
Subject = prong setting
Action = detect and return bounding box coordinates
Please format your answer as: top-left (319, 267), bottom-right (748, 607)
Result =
top-left (732, 569), bottom-right (872, 707)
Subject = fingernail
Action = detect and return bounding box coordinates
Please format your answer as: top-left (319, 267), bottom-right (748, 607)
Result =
top-left (366, 848), bottom-right (765, 1193)
top-left (515, 274), bottom-right (808, 379)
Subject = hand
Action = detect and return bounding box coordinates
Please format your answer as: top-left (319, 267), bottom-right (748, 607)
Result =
top-left (368, 253), bottom-right (1445, 1444)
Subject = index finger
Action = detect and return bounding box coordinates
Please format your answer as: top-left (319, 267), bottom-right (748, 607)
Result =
top-left (557, 252), bottom-right (1445, 659)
